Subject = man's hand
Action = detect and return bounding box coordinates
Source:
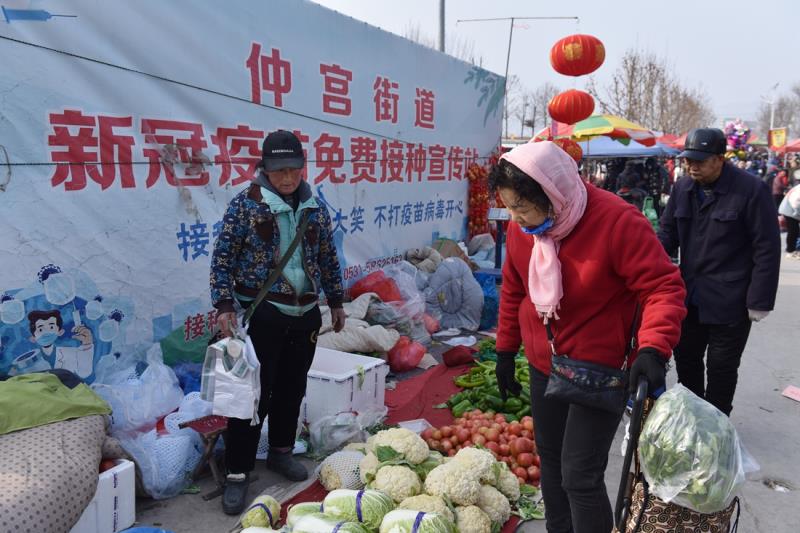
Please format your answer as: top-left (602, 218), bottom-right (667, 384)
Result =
top-left (72, 325), bottom-right (93, 346)
top-left (217, 311), bottom-right (238, 338)
top-left (331, 308), bottom-right (347, 333)
top-left (748, 309), bottom-right (770, 322)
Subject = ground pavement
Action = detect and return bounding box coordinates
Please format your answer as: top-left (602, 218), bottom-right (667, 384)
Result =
top-left (135, 256), bottom-right (800, 532)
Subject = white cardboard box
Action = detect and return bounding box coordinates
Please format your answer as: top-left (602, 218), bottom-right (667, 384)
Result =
top-left (70, 459), bottom-right (136, 533)
top-left (303, 347), bottom-right (389, 424)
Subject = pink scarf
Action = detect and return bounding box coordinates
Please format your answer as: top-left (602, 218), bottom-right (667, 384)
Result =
top-left (500, 141), bottom-right (587, 321)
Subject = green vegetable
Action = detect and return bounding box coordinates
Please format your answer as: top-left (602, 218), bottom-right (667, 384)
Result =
top-left (293, 513), bottom-right (371, 533)
top-left (452, 399), bottom-right (473, 418)
top-left (503, 398), bottom-right (523, 412)
top-left (240, 495), bottom-right (281, 529)
top-left (379, 509), bottom-right (456, 533)
top-left (513, 485), bottom-right (546, 521)
top-left (323, 489), bottom-right (395, 530)
top-left (638, 385), bottom-right (747, 514)
top-left (286, 502), bottom-right (324, 529)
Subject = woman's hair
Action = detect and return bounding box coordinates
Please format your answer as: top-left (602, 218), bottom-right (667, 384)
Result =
top-left (488, 159), bottom-right (552, 211)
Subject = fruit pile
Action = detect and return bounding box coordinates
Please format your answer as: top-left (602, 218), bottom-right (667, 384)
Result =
top-left (422, 410), bottom-right (541, 486)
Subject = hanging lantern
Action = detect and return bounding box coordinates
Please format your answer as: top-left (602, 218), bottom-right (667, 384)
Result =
top-left (550, 34), bottom-right (605, 76)
top-left (553, 138), bottom-right (583, 163)
top-left (547, 89), bottom-right (595, 125)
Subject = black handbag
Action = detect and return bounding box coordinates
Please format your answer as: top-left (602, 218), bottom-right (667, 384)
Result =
top-left (544, 305), bottom-right (640, 414)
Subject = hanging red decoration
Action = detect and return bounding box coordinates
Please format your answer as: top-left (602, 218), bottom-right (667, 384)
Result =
top-left (552, 138), bottom-right (583, 163)
top-left (550, 34), bottom-right (605, 76)
top-left (547, 89), bottom-right (595, 125)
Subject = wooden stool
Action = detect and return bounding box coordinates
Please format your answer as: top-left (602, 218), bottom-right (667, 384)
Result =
top-left (179, 415), bottom-right (229, 500)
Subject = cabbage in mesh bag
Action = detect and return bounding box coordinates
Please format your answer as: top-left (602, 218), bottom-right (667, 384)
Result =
top-left (318, 451), bottom-right (366, 490)
top-left (379, 510), bottom-right (456, 533)
top-left (638, 384), bottom-right (755, 513)
top-left (323, 489), bottom-right (395, 530)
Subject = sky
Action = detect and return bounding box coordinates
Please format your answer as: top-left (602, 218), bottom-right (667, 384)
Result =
top-left (312, 0), bottom-right (798, 132)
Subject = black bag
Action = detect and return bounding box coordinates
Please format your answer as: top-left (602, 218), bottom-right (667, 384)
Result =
top-left (544, 305), bottom-right (640, 415)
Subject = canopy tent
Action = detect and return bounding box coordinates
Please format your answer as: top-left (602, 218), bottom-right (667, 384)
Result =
top-left (776, 138), bottom-right (800, 154)
top-left (535, 115), bottom-right (657, 147)
top-left (578, 136), bottom-right (679, 158)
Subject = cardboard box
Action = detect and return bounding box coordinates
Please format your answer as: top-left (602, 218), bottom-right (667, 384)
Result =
top-left (70, 459), bottom-right (136, 533)
top-left (303, 347), bottom-right (389, 424)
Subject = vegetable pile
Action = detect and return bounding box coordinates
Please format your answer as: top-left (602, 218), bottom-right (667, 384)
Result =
top-left (422, 410), bottom-right (540, 487)
top-left (443, 360), bottom-right (530, 423)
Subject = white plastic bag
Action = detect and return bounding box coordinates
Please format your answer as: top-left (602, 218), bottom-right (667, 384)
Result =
top-left (201, 334), bottom-right (261, 424)
top-left (309, 406), bottom-right (387, 456)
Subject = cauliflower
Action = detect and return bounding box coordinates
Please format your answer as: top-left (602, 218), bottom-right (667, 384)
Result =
top-left (366, 434), bottom-right (378, 452)
top-left (491, 466), bottom-right (520, 502)
top-left (424, 461), bottom-right (481, 506)
top-left (452, 447), bottom-right (496, 483)
top-left (398, 495), bottom-right (454, 523)
top-left (454, 506), bottom-right (492, 533)
top-left (360, 452), bottom-right (381, 484)
top-left (344, 442), bottom-right (368, 454)
top-left (371, 428), bottom-right (429, 464)
top-left (372, 465), bottom-right (422, 503)
top-left (476, 485), bottom-right (511, 525)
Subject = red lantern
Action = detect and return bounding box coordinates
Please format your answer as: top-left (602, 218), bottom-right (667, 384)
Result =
top-left (547, 89), bottom-right (595, 125)
top-left (552, 138), bottom-right (583, 163)
top-left (550, 34), bottom-right (605, 76)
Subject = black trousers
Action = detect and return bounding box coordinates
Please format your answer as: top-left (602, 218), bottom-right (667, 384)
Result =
top-left (225, 302), bottom-right (321, 474)
top-left (530, 367), bottom-right (623, 533)
top-left (785, 215), bottom-right (799, 253)
top-left (673, 305), bottom-right (752, 416)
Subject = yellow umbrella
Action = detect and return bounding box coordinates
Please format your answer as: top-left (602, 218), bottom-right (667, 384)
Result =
top-left (571, 114), bottom-right (657, 146)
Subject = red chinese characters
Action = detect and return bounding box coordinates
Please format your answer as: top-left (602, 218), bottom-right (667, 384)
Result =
top-left (293, 129), bottom-right (310, 181)
top-left (373, 76), bottom-right (399, 123)
top-left (320, 63), bottom-right (353, 116)
top-left (211, 124), bottom-right (264, 187)
top-left (350, 136), bottom-right (378, 184)
top-left (414, 88), bottom-right (436, 129)
top-left (427, 144), bottom-right (447, 181)
top-left (448, 146), bottom-right (465, 180)
top-left (246, 42), bottom-right (292, 107)
top-left (379, 139), bottom-right (404, 183)
top-left (141, 119), bottom-right (210, 187)
top-left (405, 143), bottom-right (426, 182)
top-left (48, 110), bottom-right (136, 191)
top-left (314, 133), bottom-right (345, 184)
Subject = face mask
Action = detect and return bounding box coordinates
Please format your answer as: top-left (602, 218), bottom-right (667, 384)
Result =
top-left (521, 217), bottom-right (554, 236)
top-left (35, 332), bottom-right (59, 347)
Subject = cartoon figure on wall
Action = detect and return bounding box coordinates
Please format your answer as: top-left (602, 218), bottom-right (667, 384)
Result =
top-left (25, 309), bottom-right (94, 378)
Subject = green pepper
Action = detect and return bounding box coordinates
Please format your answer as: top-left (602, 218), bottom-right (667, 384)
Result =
top-left (454, 375), bottom-right (486, 388)
top-left (515, 404), bottom-right (531, 419)
top-left (503, 397), bottom-right (523, 412)
top-left (447, 391), bottom-right (469, 407)
top-left (484, 394), bottom-right (505, 411)
top-left (502, 413), bottom-right (519, 423)
top-left (452, 399), bottom-right (473, 418)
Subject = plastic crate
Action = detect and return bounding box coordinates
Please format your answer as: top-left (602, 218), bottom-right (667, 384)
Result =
top-left (303, 347), bottom-right (389, 424)
top-left (70, 459), bottom-right (136, 533)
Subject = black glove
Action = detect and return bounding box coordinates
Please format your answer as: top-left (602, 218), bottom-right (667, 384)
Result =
top-left (496, 351), bottom-right (522, 401)
top-left (629, 347), bottom-right (667, 396)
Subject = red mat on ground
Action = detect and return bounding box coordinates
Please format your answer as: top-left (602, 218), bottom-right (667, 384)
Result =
top-left (280, 363), bottom-right (522, 532)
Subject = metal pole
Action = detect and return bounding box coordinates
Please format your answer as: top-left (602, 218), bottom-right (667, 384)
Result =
top-left (520, 99), bottom-right (527, 137)
top-left (502, 18), bottom-right (514, 140)
top-left (438, 0), bottom-right (445, 52)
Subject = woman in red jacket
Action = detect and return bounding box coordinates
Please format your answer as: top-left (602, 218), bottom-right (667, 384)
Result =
top-left (491, 142), bottom-right (686, 533)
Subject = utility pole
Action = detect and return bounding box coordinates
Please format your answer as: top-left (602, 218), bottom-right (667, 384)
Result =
top-left (520, 99), bottom-right (527, 137)
top-left (456, 16), bottom-right (578, 140)
top-left (438, 0), bottom-right (445, 52)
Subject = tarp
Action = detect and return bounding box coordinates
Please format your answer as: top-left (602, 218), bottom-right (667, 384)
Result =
top-left (0, 0), bottom-right (503, 380)
top-left (578, 137), bottom-right (679, 158)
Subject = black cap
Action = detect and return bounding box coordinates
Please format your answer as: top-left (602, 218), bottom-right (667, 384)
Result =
top-left (261, 130), bottom-right (305, 172)
top-left (679, 128), bottom-right (726, 160)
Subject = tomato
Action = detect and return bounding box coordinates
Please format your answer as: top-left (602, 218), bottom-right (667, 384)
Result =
top-left (486, 441), bottom-right (500, 454)
top-left (449, 436), bottom-right (459, 446)
top-left (441, 440), bottom-right (453, 452)
top-left (521, 417), bottom-right (534, 431)
top-left (478, 426), bottom-right (489, 436)
top-left (514, 467), bottom-right (528, 481)
top-left (471, 409), bottom-right (483, 418)
top-left (486, 428), bottom-right (500, 442)
top-left (455, 445), bottom-right (462, 452)
top-left (500, 422), bottom-right (509, 432)
top-left (527, 465), bottom-right (541, 481)
top-left (473, 434), bottom-right (487, 446)
top-left (447, 449), bottom-right (456, 457)
top-left (494, 414), bottom-right (507, 424)
top-left (516, 453), bottom-right (534, 467)
top-left (456, 428), bottom-right (470, 444)
top-left (490, 422), bottom-right (502, 431)
top-left (498, 444), bottom-right (511, 456)
top-left (440, 426), bottom-right (453, 438)
top-left (421, 428), bottom-right (434, 440)
top-left (500, 456), bottom-right (512, 466)
top-left (507, 434), bottom-right (518, 442)
top-left (507, 422), bottom-right (523, 436)
top-left (432, 430), bottom-right (443, 441)
top-left (532, 454), bottom-right (540, 467)
top-left (429, 439), bottom-right (441, 451)
top-left (514, 437), bottom-right (535, 454)
top-left (521, 429), bottom-right (533, 440)
top-left (462, 440), bottom-right (472, 447)
top-left (498, 436), bottom-right (508, 445)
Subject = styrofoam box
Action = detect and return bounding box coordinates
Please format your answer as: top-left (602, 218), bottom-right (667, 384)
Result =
top-left (303, 347), bottom-right (389, 424)
top-left (70, 459), bottom-right (136, 533)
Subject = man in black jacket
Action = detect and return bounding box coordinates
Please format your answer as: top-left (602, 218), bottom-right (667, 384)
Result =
top-left (658, 128), bottom-right (780, 415)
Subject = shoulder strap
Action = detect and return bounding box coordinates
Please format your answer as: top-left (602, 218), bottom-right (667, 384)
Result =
top-left (243, 211), bottom-right (312, 324)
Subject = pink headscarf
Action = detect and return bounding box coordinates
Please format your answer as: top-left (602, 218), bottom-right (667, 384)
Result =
top-left (500, 141), bottom-right (587, 321)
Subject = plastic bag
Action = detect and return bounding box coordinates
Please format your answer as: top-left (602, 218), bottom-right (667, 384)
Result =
top-left (639, 384), bottom-right (758, 514)
top-left (309, 406), bottom-right (387, 456)
top-left (474, 272), bottom-right (499, 331)
top-left (350, 271), bottom-right (402, 302)
top-left (91, 345), bottom-right (184, 433)
top-left (387, 336), bottom-right (425, 373)
top-left (201, 335), bottom-right (261, 424)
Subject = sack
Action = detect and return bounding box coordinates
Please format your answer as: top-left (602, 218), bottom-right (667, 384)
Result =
top-left (545, 354), bottom-right (628, 414)
top-left (616, 481), bottom-right (739, 533)
top-left (200, 335), bottom-right (261, 424)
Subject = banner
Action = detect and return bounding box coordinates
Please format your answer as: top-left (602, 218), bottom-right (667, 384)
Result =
top-left (0, 0), bottom-right (503, 380)
top-left (769, 127), bottom-right (788, 150)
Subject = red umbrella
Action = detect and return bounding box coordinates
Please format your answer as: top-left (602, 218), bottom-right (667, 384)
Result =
top-left (776, 139), bottom-right (800, 154)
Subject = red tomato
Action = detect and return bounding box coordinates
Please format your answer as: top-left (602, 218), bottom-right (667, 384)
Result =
top-left (500, 422), bottom-right (509, 432)
top-left (430, 439), bottom-right (441, 451)
top-left (478, 426), bottom-right (489, 436)
top-left (421, 428), bottom-right (434, 440)
top-left (426, 438), bottom-right (437, 449)
top-left (441, 440), bottom-right (453, 452)
top-left (486, 441), bottom-right (500, 454)
top-left (440, 426), bottom-right (453, 438)
top-left (508, 422), bottom-right (523, 436)
top-left (514, 437), bottom-right (535, 454)
top-left (494, 414), bottom-right (507, 424)
top-left (486, 428), bottom-right (500, 442)
top-left (473, 434), bottom-right (487, 446)
top-left (527, 465), bottom-right (541, 481)
top-left (456, 428), bottom-right (471, 444)
top-left (462, 440), bottom-right (472, 447)
top-left (522, 417), bottom-right (534, 431)
top-left (471, 409), bottom-right (483, 418)
top-left (447, 449), bottom-right (456, 457)
top-left (498, 436), bottom-right (508, 445)
top-left (514, 467), bottom-right (528, 481)
top-left (498, 444), bottom-right (511, 457)
top-left (532, 454), bottom-right (540, 467)
top-left (516, 453), bottom-right (534, 467)
top-left (455, 445), bottom-right (462, 452)
top-left (432, 430), bottom-right (443, 441)
top-left (490, 422), bottom-right (502, 431)
top-left (521, 429), bottom-right (533, 440)
top-left (507, 434), bottom-right (518, 442)
top-left (500, 456), bottom-right (512, 466)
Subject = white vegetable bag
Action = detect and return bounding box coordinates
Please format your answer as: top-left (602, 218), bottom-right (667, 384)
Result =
top-left (201, 334), bottom-right (261, 424)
